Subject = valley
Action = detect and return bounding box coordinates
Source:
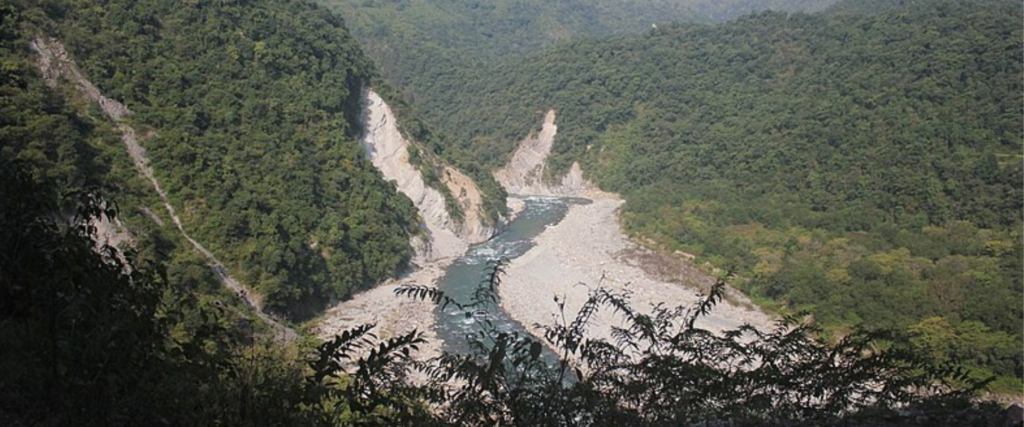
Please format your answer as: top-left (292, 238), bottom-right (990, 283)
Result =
top-left (1, 0), bottom-right (1020, 424)
top-left (317, 104), bottom-right (770, 360)
top-left (342, 0), bottom-right (1024, 393)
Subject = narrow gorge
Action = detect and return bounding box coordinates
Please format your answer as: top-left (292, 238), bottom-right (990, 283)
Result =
top-left (318, 103), bottom-right (774, 359)
top-left (316, 90), bottom-right (501, 356)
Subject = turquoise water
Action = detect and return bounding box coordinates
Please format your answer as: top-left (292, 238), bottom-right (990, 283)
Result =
top-left (435, 197), bottom-right (589, 355)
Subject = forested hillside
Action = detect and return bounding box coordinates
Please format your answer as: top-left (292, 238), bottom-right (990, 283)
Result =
top-left (317, 0), bottom-right (838, 168)
top-left (394, 0), bottom-right (1024, 389)
top-left (2, 0), bottom-right (1020, 424)
top-left (321, 0), bottom-right (839, 77)
top-left (3, 0), bottom-right (421, 320)
top-left (823, 0), bottom-right (1011, 16)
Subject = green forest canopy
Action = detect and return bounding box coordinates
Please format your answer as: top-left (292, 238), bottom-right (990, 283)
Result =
top-left (0, 157), bottom-right (1002, 424)
top-left (373, 0), bottom-right (1024, 390)
top-left (321, 0), bottom-right (839, 80)
top-left (4, 0), bottom-right (422, 321)
top-left (318, 0), bottom-right (838, 171)
top-left (1, 0), bottom-right (1021, 423)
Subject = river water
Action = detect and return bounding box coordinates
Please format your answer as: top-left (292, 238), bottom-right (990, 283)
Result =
top-left (435, 196), bottom-right (589, 355)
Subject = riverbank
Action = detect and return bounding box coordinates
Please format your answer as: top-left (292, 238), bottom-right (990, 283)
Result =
top-left (315, 261), bottom-right (448, 361)
top-left (499, 196), bottom-right (774, 349)
top-left (315, 194), bottom-right (774, 362)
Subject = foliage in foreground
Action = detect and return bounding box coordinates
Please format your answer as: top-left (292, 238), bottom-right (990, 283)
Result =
top-left (386, 0), bottom-right (1024, 388)
top-left (6, 0), bottom-right (421, 321)
top-left (356, 260), bottom-right (992, 426)
top-left (0, 159), bottom-right (311, 426)
top-left (0, 160), bottom-right (1010, 426)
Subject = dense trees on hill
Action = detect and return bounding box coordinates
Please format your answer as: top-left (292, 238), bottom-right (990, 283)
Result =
top-left (0, 182), bottom-right (1005, 425)
top-left (319, 0), bottom-right (839, 183)
top-left (324, 0), bottom-right (800, 67)
top-left (1, 1), bottom-right (261, 331)
top-left (5, 0), bottom-right (422, 320)
top-left (824, 0), bottom-right (1013, 16)
top-left (322, 0), bottom-right (839, 84)
top-left (1, 4), bottom-right (105, 194)
top-left (1, 0), bottom-right (1020, 423)
top-left (388, 0), bottom-right (1023, 390)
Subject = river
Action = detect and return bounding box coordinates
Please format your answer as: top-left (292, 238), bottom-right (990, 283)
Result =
top-left (435, 196), bottom-right (589, 355)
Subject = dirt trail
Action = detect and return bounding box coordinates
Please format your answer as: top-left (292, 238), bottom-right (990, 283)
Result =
top-left (31, 37), bottom-right (297, 342)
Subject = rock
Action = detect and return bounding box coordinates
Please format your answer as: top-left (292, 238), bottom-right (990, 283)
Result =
top-left (359, 90), bottom-right (496, 261)
top-left (1002, 404), bottom-right (1023, 427)
top-left (492, 110), bottom-right (604, 198)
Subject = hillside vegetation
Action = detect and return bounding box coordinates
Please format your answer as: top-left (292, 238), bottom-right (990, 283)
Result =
top-left (6, 0), bottom-right (422, 320)
top-left (321, 0), bottom-right (839, 74)
top-left (318, 0), bottom-right (838, 168)
top-left (1, 0), bottom-right (1019, 424)
top-left (391, 0), bottom-right (1024, 390)
top-left (0, 170), bottom-right (1002, 424)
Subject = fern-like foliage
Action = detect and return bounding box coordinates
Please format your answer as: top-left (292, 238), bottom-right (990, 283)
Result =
top-left (329, 257), bottom-right (996, 426)
top-left (394, 284), bottom-right (463, 311)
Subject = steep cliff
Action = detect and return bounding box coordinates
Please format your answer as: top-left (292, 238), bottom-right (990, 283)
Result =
top-left (493, 110), bottom-right (601, 197)
top-left (360, 90), bottom-right (495, 262)
top-left (315, 90), bottom-right (501, 354)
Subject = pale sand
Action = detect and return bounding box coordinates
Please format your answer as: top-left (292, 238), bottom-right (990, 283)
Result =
top-left (500, 197), bottom-right (774, 350)
top-left (315, 262), bottom-right (447, 362)
top-left (316, 196), bottom-right (774, 363)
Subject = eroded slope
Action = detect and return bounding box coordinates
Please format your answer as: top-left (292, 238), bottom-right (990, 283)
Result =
top-left (493, 110), bottom-right (601, 197)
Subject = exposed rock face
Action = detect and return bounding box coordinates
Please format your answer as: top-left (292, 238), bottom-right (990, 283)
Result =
top-left (318, 91), bottom-right (502, 355)
top-left (440, 166), bottom-right (493, 243)
top-left (493, 110), bottom-right (601, 197)
top-left (90, 214), bottom-right (133, 257)
top-left (359, 90), bottom-right (495, 262)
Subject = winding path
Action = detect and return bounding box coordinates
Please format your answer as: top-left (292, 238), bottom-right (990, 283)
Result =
top-left (31, 37), bottom-right (297, 342)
